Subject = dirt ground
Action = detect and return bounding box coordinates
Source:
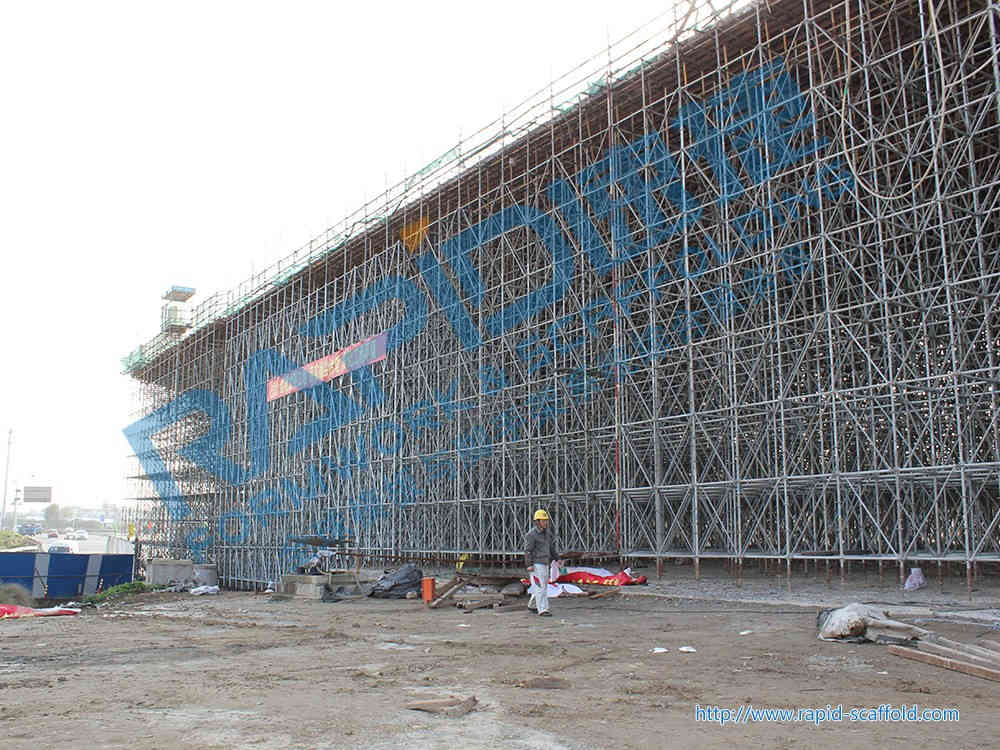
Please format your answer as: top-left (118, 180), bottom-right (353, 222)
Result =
top-left (1, 566), bottom-right (998, 749)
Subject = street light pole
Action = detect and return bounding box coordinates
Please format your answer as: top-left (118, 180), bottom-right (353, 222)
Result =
top-left (1, 429), bottom-right (11, 531)
top-left (11, 487), bottom-right (20, 531)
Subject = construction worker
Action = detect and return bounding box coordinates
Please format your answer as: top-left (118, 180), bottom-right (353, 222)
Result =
top-left (524, 508), bottom-right (559, 617)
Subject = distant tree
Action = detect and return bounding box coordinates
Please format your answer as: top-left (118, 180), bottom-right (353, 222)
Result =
top-left (43, 504), bottom-right (62, 526)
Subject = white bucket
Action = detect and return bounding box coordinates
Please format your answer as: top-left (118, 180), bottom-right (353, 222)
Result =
top-left (193, 564), bottom-right (218, 587)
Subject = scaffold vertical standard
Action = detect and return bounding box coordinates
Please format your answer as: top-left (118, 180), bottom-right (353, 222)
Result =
top-left (122, 0), bottom-right (1000, 589)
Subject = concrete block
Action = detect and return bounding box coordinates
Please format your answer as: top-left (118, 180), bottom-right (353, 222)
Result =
top-left (280, 574), bottom-right (330, 600)
top-left (193, 564), bottom-right (218, 586)
top-left (326, 572), bottom-right (360, 585)
top-left (293, 584), bottom-right (327, 600)
top-left (281, 574), bottom-right (326, 586)
top-left (147, 559), bottom-right (195, 586)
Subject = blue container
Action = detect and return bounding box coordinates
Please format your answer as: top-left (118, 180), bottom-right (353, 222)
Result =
top-left (1, 552), bottom-right (133, 600)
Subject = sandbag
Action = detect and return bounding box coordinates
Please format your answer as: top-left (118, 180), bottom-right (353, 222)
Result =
top-left (903, 567), bottom-right (926, 591)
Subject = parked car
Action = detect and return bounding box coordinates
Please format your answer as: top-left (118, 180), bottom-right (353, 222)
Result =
top-left (46, 529), bottom-right (59, 538)
top-left (17, 523), bottom-right (42, 535)
top-left (75, 529), bottom-right (89, 540)
top-left (48, 542), bottom-right (78, 554)
top-left (63, 527), bottom-right (74, 536)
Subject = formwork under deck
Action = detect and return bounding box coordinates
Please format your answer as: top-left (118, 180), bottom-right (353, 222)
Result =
top-left (123, 0), bottom-right (1000, 589)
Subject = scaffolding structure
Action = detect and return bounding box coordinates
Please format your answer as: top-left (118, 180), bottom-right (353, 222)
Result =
top-left (123, 0), bottom-right (1000, 589)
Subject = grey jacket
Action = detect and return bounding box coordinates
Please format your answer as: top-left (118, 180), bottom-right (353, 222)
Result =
top-left (524, 525), bottom-right (559, 566)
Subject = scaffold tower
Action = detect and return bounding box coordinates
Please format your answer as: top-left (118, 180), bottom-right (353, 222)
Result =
top-left (123, 0), bottom-right (1000, 590)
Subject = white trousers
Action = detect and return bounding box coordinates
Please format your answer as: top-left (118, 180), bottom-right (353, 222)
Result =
top-left (528, 562), bottom-right (550, 613)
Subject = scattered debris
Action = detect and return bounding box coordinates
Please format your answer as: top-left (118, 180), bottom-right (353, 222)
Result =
top-left (1, 604), bottom-right (79, 619)
top-left (518, 676), bottom-right (571, 689)
top-left (903, 567), bottom-right (927, 591)
top-left (288, 536), bottom-right (354, 577)
top-left (458, 599), bottom-right (504, 612)
top-left (525, 579), bottom-right (587, 598)
top-left (323, 584), bottom-right (367, 603)
top-left (370, 563), bottom-right (423, 599)
top-left (588, 587), bottom-right (621, 600)
top-left (817, 603), bottom-right (929, 643)
top-left (428, 576), bottom-right (465, 609)
top-left (64, 600), bottom-right (96, 609)
top-left (500, 581), bottom-right (526, 597)
top-left (454, 592), bottom-right (505, 610)
top-left (816, 603), bottom-right (1000, 683)
top-left (405, 696), bottom-right (478, 717)
top-left (353, 665), bottom-right (387, 679)
top-left (453, 591), bottom-right (505, 602)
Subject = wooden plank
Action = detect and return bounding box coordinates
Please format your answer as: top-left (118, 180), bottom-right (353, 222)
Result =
top-left (445, 696), bottom-right (478, 717)
top-left (888, 644), bottom-right (1000, 682)
top-left (975, 639), bottom-right (1000, 655)
top-left (405, 696), bottom-right (478, 716)
top-left (458, 599), bottom-right (499, 611)
top-left (917, 641), bottom-right (1000, 669)
top-left (463, 574), bottom-right (523, 586)
top-left (928, 636), bottom-right (1000, 665)
top-left (976, 641), bottom-right (1000, 659)
top-left (452, 592), bottom-right (504, 601)
top-left (405, 697), bottom-right (465, 711)
top-left (588, 587), bottom-right (621, 600)
top-left (427, 577), bottom-right (464, 609)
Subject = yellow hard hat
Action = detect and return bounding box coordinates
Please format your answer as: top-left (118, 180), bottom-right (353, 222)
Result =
top-left (533, 509), bottom-right (549, 520)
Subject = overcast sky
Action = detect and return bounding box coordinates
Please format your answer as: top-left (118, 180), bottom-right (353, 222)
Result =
top-left (0, 0), bottom-right (676, 513)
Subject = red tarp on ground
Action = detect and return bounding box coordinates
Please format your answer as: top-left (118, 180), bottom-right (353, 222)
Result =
top-left (0, 604), bottom-right (80, 620)
top-left (554, 567), bottom-right (648, 586)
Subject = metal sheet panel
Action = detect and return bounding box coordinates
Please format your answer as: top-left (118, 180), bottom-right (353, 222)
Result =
top-left (46, 553), bottom-right (89, 599)
top-left (97, 554), bottom-right (134, 589)
top-left (22, 486), bottom-right (52, 503)
top-left (83, 554), bottom-right (102, 595)
top-left (0, 552), bottom-right (38, 594)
